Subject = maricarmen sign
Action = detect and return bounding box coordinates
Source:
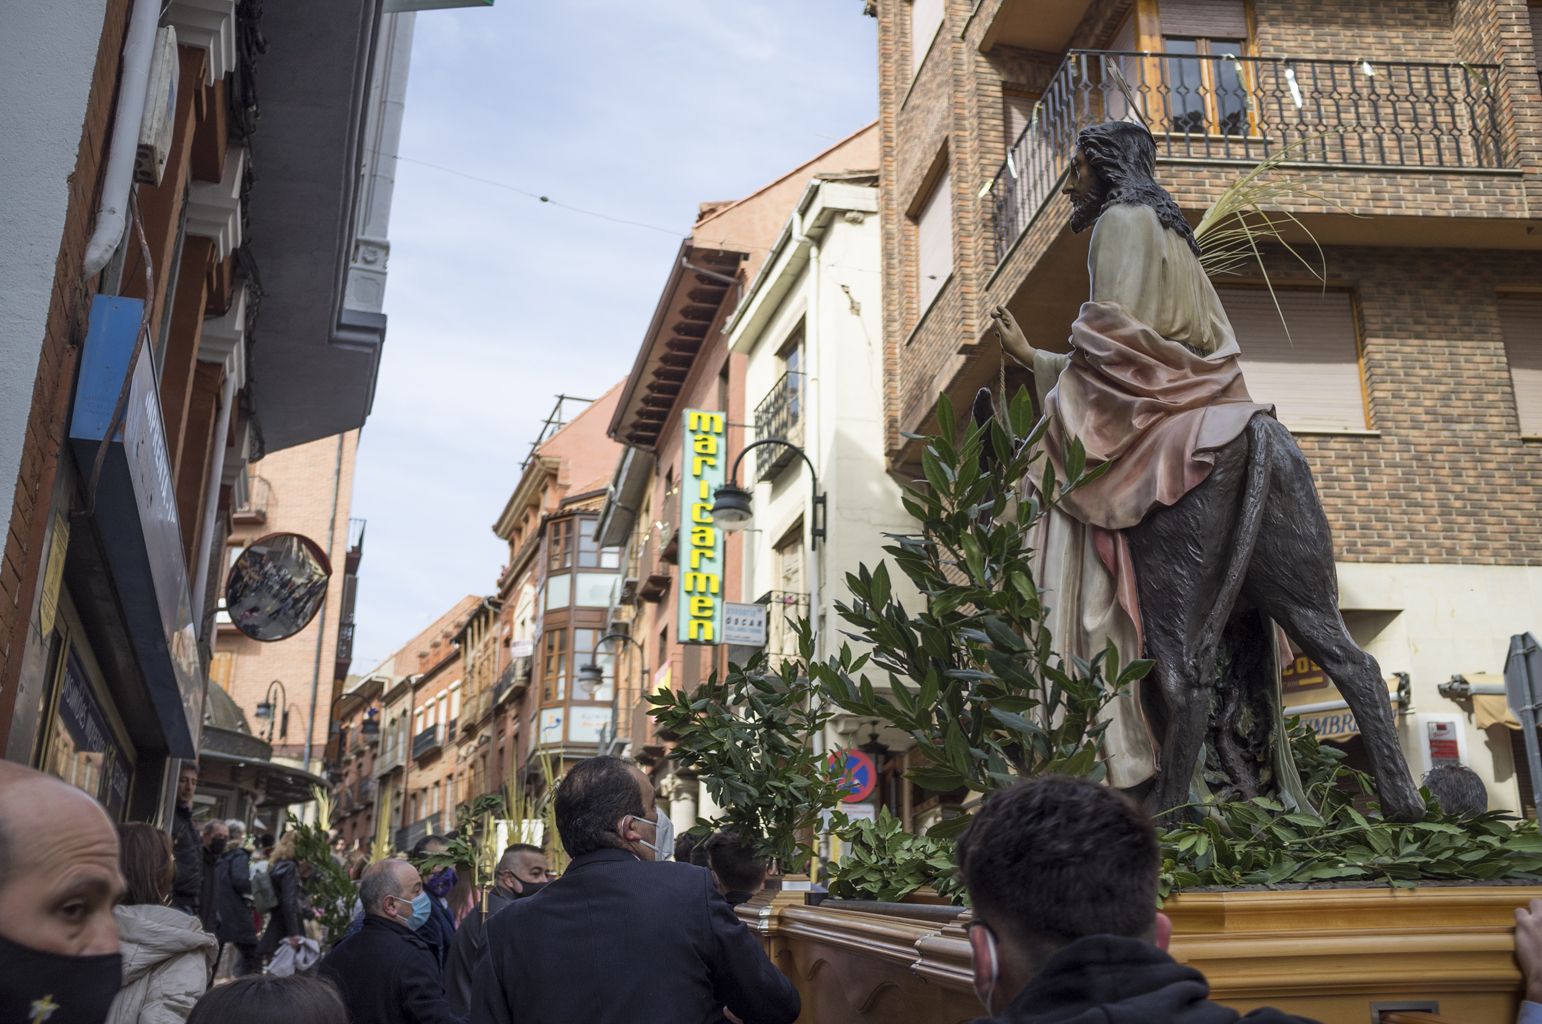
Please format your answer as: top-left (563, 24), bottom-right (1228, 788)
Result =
top-left (680, 409), bottom-right (726, 644)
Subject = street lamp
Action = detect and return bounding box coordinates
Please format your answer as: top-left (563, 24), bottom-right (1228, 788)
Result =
top-left (255, 679), bottom-right (288, 744)
top-left (578, 632), bottom-right (648, 756)
top-left (709, 440), bottom-right (825, 546)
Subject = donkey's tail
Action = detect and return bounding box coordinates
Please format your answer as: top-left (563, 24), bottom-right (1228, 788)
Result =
top-left (1198, 414), bottom-right (1275, 648)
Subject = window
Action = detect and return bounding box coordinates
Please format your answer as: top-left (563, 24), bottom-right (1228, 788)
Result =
top-left (573, 628), bottom-right (615, 703)
top-left (779, 329), bottom-right (804, 427)
top-left (449, 686), bottom-right (460, 723)
top-left (775, 525), bottom-right (805, 596)
top-left (910, 0), bottom-right (943, 76)
top-left (1499, 296), bottom-right (1542, 437)
top-left (548, 519), bottom-right (574, 571)
top-left (915, 167), bottom-right (952, 316)
top-left (542, 628), bottom-right (568, 701)
top-left (545, 573), bottom-right (571, 613)
top-left (577, 518), bottom-right (601, 568)
top-left (1218, 288), bottom-right (1367, 433)
top-left (1157, 0), bottom-right (1249, 136)
top-left (1003, 89), bottom-right (1037, 148)
top-left (575, 572), bottom-right (617, 608)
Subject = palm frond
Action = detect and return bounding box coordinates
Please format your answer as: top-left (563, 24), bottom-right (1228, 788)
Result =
top-left (372, 785), bottom-right (394, 861)
top-left (1193, 136), bottom-right (1352, 343)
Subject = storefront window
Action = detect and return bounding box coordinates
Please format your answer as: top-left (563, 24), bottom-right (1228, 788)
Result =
top-left (42, 647), bottom-right (132, 819)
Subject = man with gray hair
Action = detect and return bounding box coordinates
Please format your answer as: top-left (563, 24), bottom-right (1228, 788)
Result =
top-left (214, 819), bottom-right (258, 975)
top-left (443, 844), bottom-right (549, 1014)
top-left (319, 859), bottom-right (461, 1024)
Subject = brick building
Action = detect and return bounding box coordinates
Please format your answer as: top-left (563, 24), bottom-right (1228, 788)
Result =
top-left (331, 673), bottom-right (383, 855)
top-left (0, 1), bottom-right (404, 823)
top-left (598, 126), bottom-right (880, 831)
top-left (871, 0), bottom-right (1542, 808)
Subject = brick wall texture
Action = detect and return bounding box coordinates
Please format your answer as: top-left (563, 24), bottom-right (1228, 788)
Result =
top-left (875, 0), bottom-right (1542, 567)
top-left (0, 0), bottom-right (131, 731)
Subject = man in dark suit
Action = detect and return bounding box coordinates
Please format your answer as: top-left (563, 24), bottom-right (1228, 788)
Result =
top-left (470, 756), bottom-right (799, 1024)
top-left (320, 858), bottom-right (463, 1024)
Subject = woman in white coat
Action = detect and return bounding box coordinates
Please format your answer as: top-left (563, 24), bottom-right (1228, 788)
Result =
top-left (107, 823), bottom-right (218, 1024)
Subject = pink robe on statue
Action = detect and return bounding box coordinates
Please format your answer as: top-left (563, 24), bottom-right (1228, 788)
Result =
top-left (1029, 203), bottom-right (1272, 787)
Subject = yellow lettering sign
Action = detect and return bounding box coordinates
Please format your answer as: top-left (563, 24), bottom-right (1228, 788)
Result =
top-left (690, 595), bottom-right (716, 618)
top-left (683, 572), bottom-right (720, 595)
top-left (691, 525), bottom-right (716, 547)
top-left (687, 412), bottom-right (725, 433)
top-left (691, 502), bottom-right (714, 525)
top-left (693, 432), bottom-right (719, 456)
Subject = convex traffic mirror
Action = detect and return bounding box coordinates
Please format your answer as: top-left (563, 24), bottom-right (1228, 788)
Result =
top-left (224, 532), bottom-right (332, 641)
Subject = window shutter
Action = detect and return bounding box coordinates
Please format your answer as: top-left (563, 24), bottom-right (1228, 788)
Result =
top-left (1158, 0), bottom-right (1248, 39)
top-left (911, 0), bottom-right (944, 74)
top-left (1499, 296), bottom-right (1542, 437)
top-left (916, 170), bottom-right (953, 313)
top-left (1217, 288), bottom-right (1367, 432)
top-left (1004, 91), bottom-right (1036, 147)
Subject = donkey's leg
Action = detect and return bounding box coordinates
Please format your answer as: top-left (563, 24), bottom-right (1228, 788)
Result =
top-left (1245, 444), bottom-right (1423, 821)
top-left (1142, 626), bottom-right (1211, 819)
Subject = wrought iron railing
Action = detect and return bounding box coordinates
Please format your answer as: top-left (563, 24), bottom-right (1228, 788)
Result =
top-left (991, 50), bottom-right (1509, 264)
top-left (335, 620), bottom-right (355, 666)
top-left (234, 473), bottom-right (271, 522)
top-left (411, 725), bottom-right (442, 761)
top-left (754, 372), bottom-right (805, 483)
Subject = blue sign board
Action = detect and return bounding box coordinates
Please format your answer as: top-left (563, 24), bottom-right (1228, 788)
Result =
top-left (68, 296), bottom-right (203, 758)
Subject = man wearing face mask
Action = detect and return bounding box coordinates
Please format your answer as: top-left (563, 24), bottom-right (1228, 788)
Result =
top-left (0, 762), bottom-right (126, 1024)
top-left (957, 776), bottom-right (1319, 1024)
top-left (443, 844), bottom-right (548, 1016)
top-left (319, 859), bottom-right (464, 1024)
top-left (409, 835), bottom-right (459, 973)
top-left (196, 820), bottom-right (229, 935)
top-left (470, 755), bottom-right (799, 1024)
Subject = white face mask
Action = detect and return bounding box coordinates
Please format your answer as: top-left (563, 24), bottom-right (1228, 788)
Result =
top-left (972, 925), bottom-right (1000, 1016)
top-left (627, 811), bottom-right (675, 861)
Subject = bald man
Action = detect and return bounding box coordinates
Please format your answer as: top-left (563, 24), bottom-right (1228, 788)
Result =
top-left (0, 763), bottom-right (126, 1024)
top-left (319, 858), bottom-right (462, 1024)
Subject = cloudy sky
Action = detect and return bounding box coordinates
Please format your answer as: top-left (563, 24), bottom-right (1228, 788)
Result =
top-left (349, 1), bottom-right (877, 670)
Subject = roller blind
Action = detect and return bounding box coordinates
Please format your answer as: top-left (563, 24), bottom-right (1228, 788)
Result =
top-left (911, 0), bottom-right (944, 74)
top-left (1499, 296), bottom-right (1542, 437)
top-left (1004, 91), bottom-right (1036, 146)
top-left (1159, 0), bottom-right (1248, 39)
top-left (916, 170), bottom-right (952, 314)
top-left (1218, 288), bottom-right (1367, 432)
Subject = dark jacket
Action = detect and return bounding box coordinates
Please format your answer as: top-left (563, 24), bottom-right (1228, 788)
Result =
top-left (979, 935), bottom-right (1321, 1024)
top-left (470, 849), bottom-right (799, 1024)
top-left (170, 805), bottom-right (201, 914)
top-left (214, 847), bottom-right (257, 944)
top-left (724, 890), bottom-right (757, 907)
top-left (197, 846), bottom-right (221, 933)
top-left (422, 896), bottom-right (455, 974)
top-left (320, 915), bottom-right (462, 1024)
top-left (258, 859), bottom-right (305, 955)
top-left (444, 887), bottom-right (517, 1016)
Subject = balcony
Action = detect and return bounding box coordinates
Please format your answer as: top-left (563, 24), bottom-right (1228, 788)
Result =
top-left (492, 656), bottom-right (531, 707)
top-left (411, 724), bottom-right (443, 761)
top-left (753, 372), bottom-right (805, 483)
top-left (335, 620), bottom-right (355, 675)
top-left (394, 813), bottom-right (442, 857)
top-left (346, 518), bottom-right (366, 573)
top-left (990, 50), bottom-right (1509, 264)
top-left (233, 473), bottom-right (271, 525)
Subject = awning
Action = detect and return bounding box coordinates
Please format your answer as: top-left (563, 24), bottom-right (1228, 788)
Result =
top-left (1284, 677), bottom-right (1408, 743)
top-left (199, 746), bottom-right (328, 808)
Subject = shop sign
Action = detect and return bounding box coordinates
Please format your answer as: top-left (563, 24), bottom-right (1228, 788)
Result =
top-left (679, 409), bottom-right (725, 645)
top-left (723, 602), bottom-right (767, 647)
top-left (46, 649), bottom-right (132, 818)
top-left (68, 296), bottom-right (202, 758)
top-left (568, 706), bottom-right (613, 744)
top-left (1297, 708), bottom-right (1360, 741)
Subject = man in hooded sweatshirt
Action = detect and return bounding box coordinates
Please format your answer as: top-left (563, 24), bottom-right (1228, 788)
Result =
top-left (957, 776), bottom-right (1320, 1024)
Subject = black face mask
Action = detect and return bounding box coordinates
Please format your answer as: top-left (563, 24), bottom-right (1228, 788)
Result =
top-left (511, 880), bottom-right (547, 899)
top-left (208, 838), bottom-right (228, 855)
top-left (0, 932), bottom-right (122, 1024)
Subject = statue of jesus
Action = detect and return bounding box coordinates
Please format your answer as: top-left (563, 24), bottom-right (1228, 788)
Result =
top-left (993, 120), bottom-right (1274, 790)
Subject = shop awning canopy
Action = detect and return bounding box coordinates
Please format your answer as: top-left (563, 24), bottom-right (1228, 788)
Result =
top-left (1282, 677), bottom-right (1408, 742)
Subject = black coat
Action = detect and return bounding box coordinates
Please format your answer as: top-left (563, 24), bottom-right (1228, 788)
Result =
top-left (320, 915), bottom-right (463, 1024)
top-left (444, 887), bottom-right (515, 1016)
top-left (978, 935), bottom-right (1322, 1024)
top-left (214, 848), bottom-right (257, 944)
top-left (422, 895), bottom-right (455, 974)
top-left (258, 859), bottom-right (305, 955)
top-left (469, 849), bottom-right (799, 1024)
top-left (170, 805), bottom-right (201, 914)
top-left (198, 846), bottom-right (221, 933)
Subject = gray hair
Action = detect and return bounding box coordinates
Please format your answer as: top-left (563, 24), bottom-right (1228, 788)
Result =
top-left (496, 844), bottom-right (542, 875)
top-left (202, 819), bottom-right (228, 838)
top-left (359, 860), bottom-right (409, 914)
top-left (226, 820), bottom-right (246, 840)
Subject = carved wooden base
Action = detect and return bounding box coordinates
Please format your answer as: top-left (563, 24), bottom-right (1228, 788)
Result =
top-left (746, 886), bottom-right (1540, 1024)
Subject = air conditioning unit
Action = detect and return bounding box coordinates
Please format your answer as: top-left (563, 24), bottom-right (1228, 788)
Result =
top-left (135, 27), bottom-right (179, 186)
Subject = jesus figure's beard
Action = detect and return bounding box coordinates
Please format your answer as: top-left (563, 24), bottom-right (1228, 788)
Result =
top-left (1068, 185), bottom-right (1107, 234)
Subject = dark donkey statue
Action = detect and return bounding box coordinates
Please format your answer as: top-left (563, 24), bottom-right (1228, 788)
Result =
top-left (986, 120), bottom-right (1423, 823)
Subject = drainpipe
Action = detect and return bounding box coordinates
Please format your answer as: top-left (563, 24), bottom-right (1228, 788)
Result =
top-left (83, 0), bottom-right (160, 276)
top-left (302, 433), bottom-right (347, 774)
top-left (189, 368), bottom-right (238, 630)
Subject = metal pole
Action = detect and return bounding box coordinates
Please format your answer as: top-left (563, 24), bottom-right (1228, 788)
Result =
top-left (303, 434), bottom-right (346, 773)
top-left (1505, 633), bottom-right (1542, 831)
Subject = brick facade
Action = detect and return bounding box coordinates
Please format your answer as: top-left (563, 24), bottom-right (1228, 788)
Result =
top-left (0, 0), bottom-right (131, 736)
top-left (873, 0), bottom-right (1542, 566)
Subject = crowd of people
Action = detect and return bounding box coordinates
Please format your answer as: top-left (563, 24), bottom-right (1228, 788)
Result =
top-left (3, 754), bottom-right (1542, 1024)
